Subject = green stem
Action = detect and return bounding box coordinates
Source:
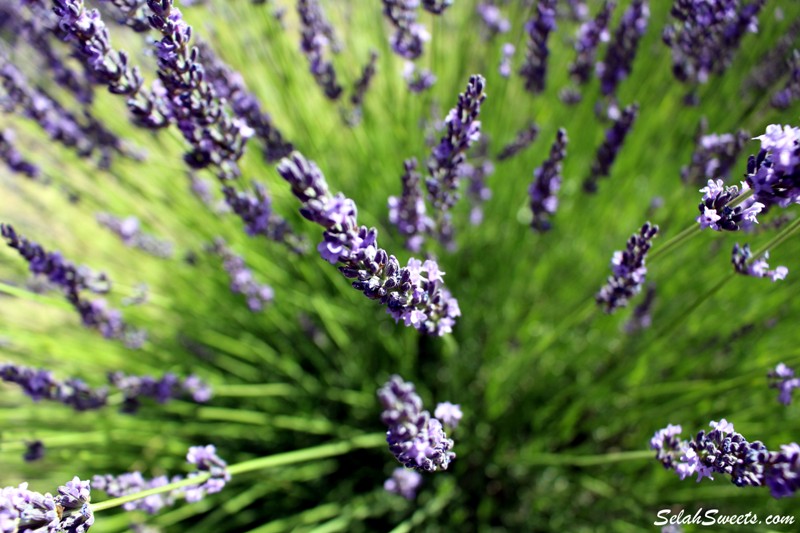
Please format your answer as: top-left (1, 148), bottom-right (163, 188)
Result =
top-left (517, 450), bottom-right (653, 467)
top-left (648, 222), bottom-right (699, 262)
top-left (90, 433), bottom-right (386, 513)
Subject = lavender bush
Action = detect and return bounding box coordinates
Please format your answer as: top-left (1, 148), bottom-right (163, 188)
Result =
top-left (2, 1), bottom-right (800, 531)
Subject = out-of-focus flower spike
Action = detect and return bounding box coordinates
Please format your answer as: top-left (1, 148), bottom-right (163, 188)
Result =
top-left (349, 50), bottom-right (378, 122)
top-left (584, 103), bottom-right (638, 193)
top-left (497, 122), bottom-right (539, 161)
top-left (0, 129), bottom-right (40, 179)
top-left (403, 62), bottom-right (436, 93)
top-left (529, 128), bottom-right (568, 232)
top-left (519, 0), bottom-right (557, 94)
top-left (681, 118), bottom-right (750, 185)
top-left (388, 158), bottom-right (434, 252)
top-left (209, 238), bottom-right (275, 312)
top-left (768, 363), bottom-right (800, 405)
top-left (569, 0), bottom-right (615, 85)
top-left (384, 468), bottom-right (423, 499)
top-left (0, 363), bottom-right (108, 411)
top-left (381, 0), bottom-right (428, 60)
top-left (771, 50), bottom-right (800, 109)
top-left (477, 4), bottom-right (510, 37)
top-left (732, 243), bottom-right (787, 282)
top-left (596, 0), bottom-right (649, 97)
top-left (297, 0), bottom-right (342, 100)
top-left (422, 0), bottom-right (452, 15)
top-left (96, 213), bottom-right (174, 258)
top-left (498, 43), bottom-right (515, 78)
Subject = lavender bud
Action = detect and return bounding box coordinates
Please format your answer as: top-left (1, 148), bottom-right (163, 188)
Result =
top-left (384, 468), bottom-right (423, 500)
top-left (768, 363), bottom-right (800, 405)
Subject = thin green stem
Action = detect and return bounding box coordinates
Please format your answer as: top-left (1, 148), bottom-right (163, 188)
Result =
top-left (90, 433), bottom-right (386, 513)
top-left (517, 450), bottom-right (653, 467)
top-left (648, 223), bottom-right (699, 262)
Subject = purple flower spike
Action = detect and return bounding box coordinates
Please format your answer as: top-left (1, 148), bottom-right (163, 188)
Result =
top-left (732, 243), bottom-right (788, 282)
top-left (382, 0), bottom-right (429, 60)
top-left (771, 50), bottom-right (800, 109)
top-left (108, 371), bottom-right (212, 413)
top-left (222, 184), bottom-right (302, 251)
top-left (425, 75), bottom-right (487, 247)
top-left (497, 122), bottom-right (539, 161)
top-left (765, 443), bottom-right (800, 498)
top-left (96, 213), bottom-right (174, 258)
top-left (278, 152), bottom-right (460, 336)
top-left (403, 62), bottom-right (437, 93)
top-left (0, 363), bottom-right (107, 411)
top-left (210, 238), bottom-right (275, 312)
top-left (596, 0), bottom-right (649, 97)
top-left (584, 104), bottom-right (638, 193)
top-left (477, 4), bottom-right (510, 37)
top-left (1, 478), bottom-right (94, 533)
top-left (529, 128), bottom-right (568, 232)
top-left (297, 0), bottom-right (342, 100)
top-left (422, 0), bottom-right (452, 14)
top-left (384, 468), bottom-right (423, 500)
top-left (51, 0), bottom-right (169, 128)
top-left (186, 444), bottom-right (230, 499)
top-left (378, 375), bottom-right (455, 472)
top-left (1, 224), bottom-right (144, 346)
top-left (388, 158), bottom-right (435, 252)
top-left (681, 118), bottom-right (750, 185)
top-left (744, 124), bottom-right (800, 212)
top-left (768, 363), bottom-right (800, 405)
top-left (569, 1), bottom-right (615, 85)
top-left (434, 402), bottom-right (463, 429)
top-left (498, 43), bottom-right (515, 78)
top-left (664, 0), bottom-right (765, 86)
top-left (519, 0), bottom-right (557, 94)
top-left (24, 440), bottom-right (45, 462)
top-left (0, 129), bottom-right (39, 179)
top-left (596, 222), bottom-right (658, 314)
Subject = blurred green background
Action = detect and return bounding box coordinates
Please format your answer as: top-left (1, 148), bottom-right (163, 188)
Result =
top-left (2, 0), bottom-right (800, 531)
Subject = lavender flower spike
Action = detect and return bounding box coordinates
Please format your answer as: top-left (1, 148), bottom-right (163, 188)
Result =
top-left (422, 0), bottom-right (452, 14)
top-left (278, 152), bottom-right (460, 335)
top-left (388, 158), bottom-right (434, 252)
top-left (185, 445), bottom-right (230, 501)
top-left (403, 62), bottom-right (437, 93)
top-left (1, 224), bottom-right (144, 346)
top-left (732, 243), bottom-right (788, 282)
top-left (569, 0), bottom-right (615, 85)
top-left (530, 128), bottom-right (568, 232)
top-left (497, 122), bottom-right (539, 161)
top-left (210, 238), bottom-right (275, 312)
top-left (381, 0), bottom-right (428, 60)
top-left (584, 104), bottom-right (638, 193)
top-left (596, 222), bottom-right (658, 314)
top-left (498, 43), bottom-right (515, 78)
top-left (681, 119), bottom-right (750, 185)
top-left (1, 478), bottom-right (94, 533)
top-left (768, 363), bottom-right (800, 405)
top-left (425, 75), bottom-right (487, 247)
top-left (477, 4), bottom-right (511, 37)
top-left (96, 213), bottom-right (174, 258)
top-left (0, 129), bottom-right (39, 179)
top-left (697, 179), bottom-right (763, 231)
top-left (108, 371), bottom-right (212, 413)
top-left (519, 0), bottom-right (557, 94)
top-left (596, 0), bottom-right (649, 97)
top-left (378, 375), bottom-right (455, 472)
top-left (298, 0), bottom-right (342, 100)
top-left (384, 468), bottom-right (423, 500)
top-left (1, 363), bottom-right (109, 411)
top-left (745, 124), bottom-right (800, 212)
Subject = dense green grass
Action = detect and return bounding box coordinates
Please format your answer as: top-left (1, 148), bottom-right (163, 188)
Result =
top-left (2, 0), bottom-right (800, 531)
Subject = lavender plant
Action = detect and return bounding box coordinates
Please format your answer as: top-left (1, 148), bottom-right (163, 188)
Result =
top-left (3, 1), bottom-right (800, 531)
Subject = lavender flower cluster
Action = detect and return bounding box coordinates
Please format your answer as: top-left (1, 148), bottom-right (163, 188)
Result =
top-left (378, 375), bottom-right (456, 472)
top-left (278, 152), bottom-right (461, 336)
top-left (1, 363), bottom-right (211, 413)
top-left (381, 0), bottom-right (428, 60)
top-left (584, 104), bottom-right (638, 193)
top-left (663, 0), bottom-right (765, 85)
top-left (297, 0), bottom-right (342, 100)
top-left (569, 0), bottom-right (615, 85)
top-left (1, 477), bottom-right (94, 533)
top-left (529, 128), bottom-right (568, 232)
top-left (597, 0), bottom-right (649, 97)
top-left (1, 224), bottom-right (144, 347)
top-left (0, 129), bottom-right (39, 179)
top-left (519, 0), bottom-right (557, 94)
top-left (95, 213), bottom-right (173, 259)
top-left (93, 445), bottom-right (229, 514)
top-left (768, 363), bottom-right (800, 405)
top-left (596, 222), bottom-right (658, 314)
top-left (681, 119), bottom-right (750, 185)
top-left (731, 243), bottom-right (787, 282)
top-left (651, 419), bottom-right (800, 498)
top-left (108, 371), bottom-right (212, 413)
top-left (210, 238), bottom-right (275, 312)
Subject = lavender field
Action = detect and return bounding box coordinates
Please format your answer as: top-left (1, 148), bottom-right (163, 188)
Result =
top-left (2, 0), bottom-right (800, 531)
